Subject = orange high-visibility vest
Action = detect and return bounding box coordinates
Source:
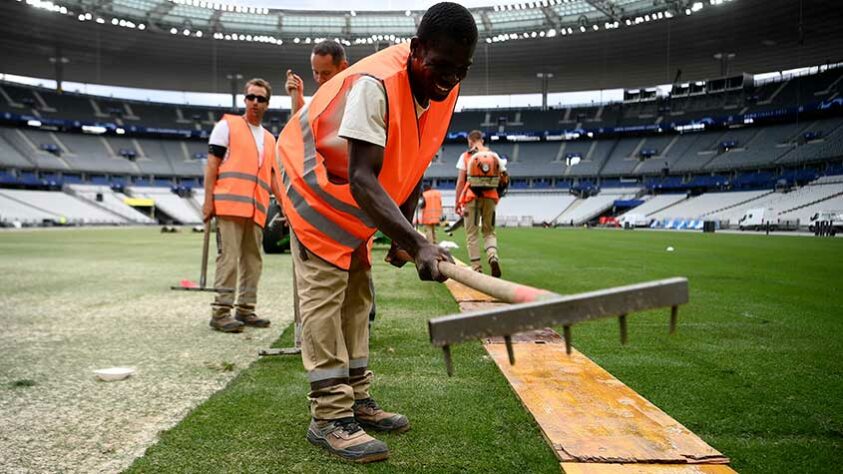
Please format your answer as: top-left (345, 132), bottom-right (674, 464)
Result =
top-left (420, 189), bottom-right (442, 225)
top-left (459, 150), bottom-right (500, 205)
top-left (212, 114), bottom-right (276, 227)
top-left (277, 43), bottom-right (459, 270)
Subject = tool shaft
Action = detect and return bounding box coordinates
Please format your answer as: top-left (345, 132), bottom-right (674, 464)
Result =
top-left (199, 220), bottom-right (211, 288)
top-left (438, 261), bottom-right (554, 304)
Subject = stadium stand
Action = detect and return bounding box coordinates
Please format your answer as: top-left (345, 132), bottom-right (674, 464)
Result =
top-left (619, 194), bottom-right (688, 219)
top-left (68, 184), bottom-right (156, 224)
top-left (648, 190), bottom-right (772, 221)
top-left (496, 193), bottom-right (578, 225)
top-left (557, 188), bottom-right (638, 225)
top-left (126, 186), bottom-right (202, 224)
top-left (706, 180), bottom-right (843, 225)
top-left (1, 63), bottom-right (841, 229)
top-left (0, 191), bottom-right (57, 225)
top-left (0, 189), bottom-right (125, 224)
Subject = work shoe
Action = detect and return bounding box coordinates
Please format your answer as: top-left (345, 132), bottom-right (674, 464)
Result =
top-left (489, 257), bottom-right (502, 278)
top-left (306, 417), bottom-right (389, 463)
top-left (235, 312), bottom-right (271, 328)
top-left (353, 398), bottom-right (411, 433)
top-left (210, 315), bottom-right (244, 333)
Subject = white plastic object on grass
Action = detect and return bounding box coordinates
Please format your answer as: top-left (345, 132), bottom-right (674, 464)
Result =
top-left (666, 246), bottom-right (675, 252)
top-left (439, 240), bottom-right (459, 250)
top-left (93, 367), bottom-right (135, 381)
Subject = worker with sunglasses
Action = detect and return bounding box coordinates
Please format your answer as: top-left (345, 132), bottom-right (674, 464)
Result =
top-left (202, 78), bottom-right (285, 333)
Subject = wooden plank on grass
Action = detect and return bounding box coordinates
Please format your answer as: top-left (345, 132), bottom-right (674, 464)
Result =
top-left (561, 462), bottom-right (738, 473)
top-left (440, 260), bottom-right (733, 470)
top-left (485, 342), bottom-right (730, 464)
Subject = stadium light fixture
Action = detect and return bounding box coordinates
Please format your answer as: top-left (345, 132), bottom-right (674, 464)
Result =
top-left (82, 125), bottom-right (107, 134)
top-left (95, 17), bottom-right (105, 24)
top-left (170, 27), bottom-right (178, 34)
top-left (27, 119), bottom-right (42, 127)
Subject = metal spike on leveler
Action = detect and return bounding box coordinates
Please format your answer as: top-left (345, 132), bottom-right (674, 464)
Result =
top-left (503, 335), bottom-right (515, 365)
top-left (442, 345), bottom-right (453, 377)
top-left (563, 325), bottom-right (572, 355)
top-left (619, 314), bottom-right (628, 345)
top-left (670, 305), bottom-right (679, 334)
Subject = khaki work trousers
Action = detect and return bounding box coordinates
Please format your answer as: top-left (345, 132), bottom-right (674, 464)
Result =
top-left (422, 224), bottom-right (437, 244)
top-left (291, 232), bottom-right (374, 421)
top-left (464, 197), bottom-right (499, 271)
top-left (212, 216), bottom-right (263, 317)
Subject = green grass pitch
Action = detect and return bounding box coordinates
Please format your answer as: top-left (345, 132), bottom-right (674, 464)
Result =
top-left (2, 227), bottom-right (841, 473)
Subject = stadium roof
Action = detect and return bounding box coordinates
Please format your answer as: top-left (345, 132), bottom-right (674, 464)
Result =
top-left (1, 0), bottom-right (842, 96)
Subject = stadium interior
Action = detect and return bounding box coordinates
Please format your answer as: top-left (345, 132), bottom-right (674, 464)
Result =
top-left (1, 0), bottom-right (842, 231)
top-left (3, 1), bottom-right (843, 473)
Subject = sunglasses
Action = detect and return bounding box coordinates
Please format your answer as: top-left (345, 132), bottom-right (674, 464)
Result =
top-left (245, 94), bottom-right (268, 103)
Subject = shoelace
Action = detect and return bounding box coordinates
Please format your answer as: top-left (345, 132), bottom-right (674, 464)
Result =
top-left (334, 418), bottom-right (362, 435)
top-left (356, 398), bottom-right (381, 412)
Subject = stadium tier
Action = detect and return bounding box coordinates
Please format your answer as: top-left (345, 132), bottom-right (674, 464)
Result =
top-left (1, 62), bottom-right (842, 229)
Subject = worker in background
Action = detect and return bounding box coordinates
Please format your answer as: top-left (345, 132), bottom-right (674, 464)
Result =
top-left (455, 129), bottom-right (508, 277)
top-left (419, 183), bottom-right (443, 243)
top-left (286, 40), bottom-right (350, 114)
top-left (203, 78), bottom-right (284, 333)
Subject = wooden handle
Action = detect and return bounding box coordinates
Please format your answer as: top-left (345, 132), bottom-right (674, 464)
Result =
top-left (393, 249), bottom-right (555, 304)
top-left (438, 261), bottom-right (555, 304)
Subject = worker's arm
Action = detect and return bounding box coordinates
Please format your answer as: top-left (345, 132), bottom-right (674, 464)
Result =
top-left (202, 153), bottom-right (223, 222)
top-left (454, 168), bottom-right (467, 215)
top-left (270, 167), bottom-right (284, 205)
top-left (348, 138), bottom-right (451, 282)
top-left (286, 70), bottom-right (306, 115)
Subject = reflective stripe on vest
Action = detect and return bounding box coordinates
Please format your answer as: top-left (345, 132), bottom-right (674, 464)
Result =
top-left (218, 171), bottom-right (272, 193)
top-left (278, 43), bottom-right (459, 269)
top-left (214, 193), bottom-right (268, 214)
top-left (282, 171), bottom-right (363, 249)
top-left (297, 101), bottom-right (375, 227)
top-left (212, 114), bottom-right (276, 227)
